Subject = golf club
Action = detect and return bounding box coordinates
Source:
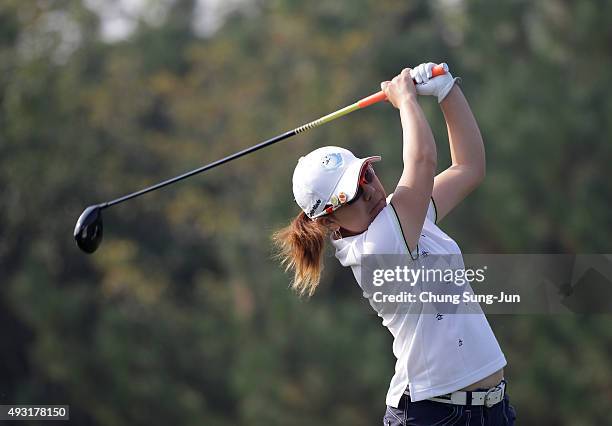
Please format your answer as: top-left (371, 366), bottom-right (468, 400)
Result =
top-left (74, 64), bottom-right (448, 253)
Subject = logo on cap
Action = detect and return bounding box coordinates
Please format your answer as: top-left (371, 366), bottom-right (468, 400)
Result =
top-left (308, 199), bottom-right (322, 217)
top-left (321, 153), bottom-right (343, 170)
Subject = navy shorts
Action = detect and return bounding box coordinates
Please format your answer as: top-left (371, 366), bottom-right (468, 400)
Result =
top-left (383, 387), bottom-right (516, 426)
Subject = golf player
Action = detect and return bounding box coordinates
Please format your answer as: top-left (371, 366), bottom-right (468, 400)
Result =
top-left (274, 62), bottom-right (516, 425)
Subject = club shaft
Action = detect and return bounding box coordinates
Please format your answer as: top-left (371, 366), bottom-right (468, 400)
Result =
top-left (103, 129), bottom-right (297, 208)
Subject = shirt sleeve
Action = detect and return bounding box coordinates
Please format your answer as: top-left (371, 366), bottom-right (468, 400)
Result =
top-left (362, 204), bottom-right (419, 259)
top-left (426, 197), bottom-right (438, 224)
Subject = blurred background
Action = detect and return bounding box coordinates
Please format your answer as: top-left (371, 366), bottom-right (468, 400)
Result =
top-left (1, 0), bottom-right (611, 424)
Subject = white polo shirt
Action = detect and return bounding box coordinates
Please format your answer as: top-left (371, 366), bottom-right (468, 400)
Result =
top-left (331, 194), bottom-right (507, 408)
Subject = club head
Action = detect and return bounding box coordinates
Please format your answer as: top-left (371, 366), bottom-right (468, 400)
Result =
top-left (74, 205), bottom-right (104, 254)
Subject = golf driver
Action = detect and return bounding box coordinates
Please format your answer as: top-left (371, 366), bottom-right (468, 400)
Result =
top-left (74, 64), bottom-right (448, 253)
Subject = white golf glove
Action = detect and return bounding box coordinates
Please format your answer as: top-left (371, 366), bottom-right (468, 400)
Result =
top-left (410, 62), bottom-right (459, 103)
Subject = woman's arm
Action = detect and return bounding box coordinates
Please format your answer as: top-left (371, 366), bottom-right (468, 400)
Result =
top-left (382, 69), bottom-right (437, 252)
top-left (432, 85), bottom-right (485, 223)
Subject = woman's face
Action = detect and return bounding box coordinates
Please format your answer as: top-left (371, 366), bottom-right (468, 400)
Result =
top-left (324, 164), bottom-right (387, 236)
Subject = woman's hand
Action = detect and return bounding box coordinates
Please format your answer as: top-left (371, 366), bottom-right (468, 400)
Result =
top-left (380, 68), bottom-right (418, 109)
top-left (411, 62), bottom-right (458, 103)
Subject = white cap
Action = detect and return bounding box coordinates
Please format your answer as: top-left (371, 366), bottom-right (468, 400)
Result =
top-left (292, 146), bottom-right (381, 219)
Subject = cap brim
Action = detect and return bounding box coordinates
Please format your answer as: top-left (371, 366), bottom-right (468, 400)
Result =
top-left (334, 155), bottom-right (381, 204)
top-left (308, 155), bottom-right (381, 219)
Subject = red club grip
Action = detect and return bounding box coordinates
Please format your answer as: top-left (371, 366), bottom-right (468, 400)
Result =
top-left (357, 64), bottom-right (447, 108)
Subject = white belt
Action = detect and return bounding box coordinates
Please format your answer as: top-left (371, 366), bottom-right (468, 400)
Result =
top-left (405, 380), bottom-right (506, 408)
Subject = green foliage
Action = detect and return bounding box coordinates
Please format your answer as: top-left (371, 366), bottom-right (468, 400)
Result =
top-left (1, 0), bottom-right (611, 424)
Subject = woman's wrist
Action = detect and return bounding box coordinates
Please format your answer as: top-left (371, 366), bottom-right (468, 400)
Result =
top-left (398, 95), bottom-right (419, 110)
top-left (439, 84), bottom-right (460, 107)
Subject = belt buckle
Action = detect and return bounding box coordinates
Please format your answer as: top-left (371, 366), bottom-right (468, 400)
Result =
top-left (484, 383), bottom-right (503, 408)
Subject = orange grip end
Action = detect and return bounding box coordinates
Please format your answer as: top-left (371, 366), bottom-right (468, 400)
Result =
top-left (431, 63), bottom-right (447, 78)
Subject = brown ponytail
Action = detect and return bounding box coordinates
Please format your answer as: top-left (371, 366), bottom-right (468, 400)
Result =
top-left (272, 211), bottom-right (329, 297)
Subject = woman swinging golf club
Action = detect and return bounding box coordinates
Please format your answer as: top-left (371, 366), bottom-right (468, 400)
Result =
top-left (274, 62), bottom-right (516, 425)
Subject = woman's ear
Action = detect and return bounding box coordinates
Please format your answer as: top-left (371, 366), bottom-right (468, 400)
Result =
top-left (316, 215), bottom-right (340, 232)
